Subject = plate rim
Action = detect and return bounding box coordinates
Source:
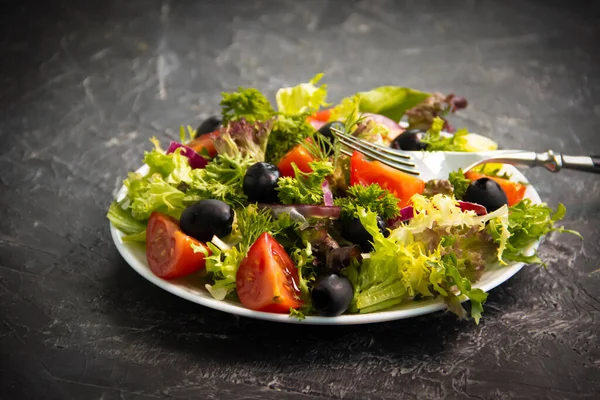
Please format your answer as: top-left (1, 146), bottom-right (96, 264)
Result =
top-left (109, 165), bottom-right (542, 325)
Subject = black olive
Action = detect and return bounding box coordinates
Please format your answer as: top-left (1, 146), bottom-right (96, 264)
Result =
top-left (195, 116), bottom-right (221, 138)
top-left (463, 178), bottom-right (508, 212)
top-left (243, 162), bottom-right (281, 203)
top-left (342, 216), bottom-right (388, 252)
top-left (390, 129), bottom-right (427, 151)
top-left (311, 274), bottom-right (354, 316)
top-left (317, 121), bottom-right (345, 154)
top-left (180, 199), bottom-right (234, 241)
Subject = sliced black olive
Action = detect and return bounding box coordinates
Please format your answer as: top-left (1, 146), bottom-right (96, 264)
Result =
top-left (311, 274), bottom-right (354, 316)
top-left (195, 116), bottom-right (221, 138)
top-left (243, 162), bottom-right (281, 203)
top-left (342, 216), bottom-right (388, 252)
top-left (180, 199), bottom-right (234, 241)
top-left (390, 129), bottom-right (427, 151)
top-left (317, 121), bottom-right (345, 154)
top-left (463, 178), bottom-right (508, 212)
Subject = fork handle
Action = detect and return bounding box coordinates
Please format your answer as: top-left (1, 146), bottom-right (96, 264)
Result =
top-left (560, 154), bottom-right (600, 173)
top-left (468, 151), bottom-right (600, 174)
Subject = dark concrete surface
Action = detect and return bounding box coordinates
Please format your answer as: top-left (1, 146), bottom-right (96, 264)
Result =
top-left (1, 1), bottom-right (600, 399)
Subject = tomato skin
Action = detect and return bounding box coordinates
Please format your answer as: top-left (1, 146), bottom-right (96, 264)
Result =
top-left (464, 171), bottom-right (526, 206)
top-left (146, 212), bottom-right (209, 279)
top-left (236, 232), bottom-right (303, 313)
top-left (277, 145), bottom-right (316, 178)
top-left (349, 151), bottom-right (425, 208)
top-left (309, 109), bottom-right (331, 122)
top-left (306, 109), bottom-right (332, 130)
top-left (187, 130), bottom-right (219, 158)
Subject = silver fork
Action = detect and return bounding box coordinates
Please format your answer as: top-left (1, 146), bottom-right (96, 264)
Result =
top-left (334, 132), bottom-right (600, 181)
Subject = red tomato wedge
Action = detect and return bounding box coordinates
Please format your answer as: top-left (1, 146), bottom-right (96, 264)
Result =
top-left (464, 171), bottom-right (526, 206)
top-left (146, 212), bottom-right (210, 279)
top-left (306, 109), bottom-right (331, 129)
top-left (236, 232), bottom-right (303, 313)
top-left (349, 151), bottom-right (425, 208)
top-left (277, 144), bottom-right (316, 178)
top-left (309, 109), bottom-right (331, 122)
top-left (187, 130), bottom-right (219, 158)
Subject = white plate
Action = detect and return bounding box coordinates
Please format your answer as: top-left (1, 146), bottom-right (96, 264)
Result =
top-left (110, 165), bottom-right (541, 325)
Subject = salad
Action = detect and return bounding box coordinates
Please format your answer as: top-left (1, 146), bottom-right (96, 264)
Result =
top-left (108, 74), bottom-right (578, 323)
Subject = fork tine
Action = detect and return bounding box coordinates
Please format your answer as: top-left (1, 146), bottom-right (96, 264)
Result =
top-left (337, 136), bottom-right (420, 176)
top-left (333, 131), bottom-right (417, 168)
top-left (335, 134), bottom-right (417, 168)
top-left (332, 128), bottom-right (413, 160)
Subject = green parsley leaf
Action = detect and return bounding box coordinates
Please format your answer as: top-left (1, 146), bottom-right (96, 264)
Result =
top-left (276, 161), bottom-right (334, 205)
top-left (448, 169), bottom-right (471, 200)
top-left (235, 204), bottom-right (282, 249)
top-left (221, 87), bottom-right (274, 124)
top-left (334, 183), bottom-right (400, 220)
top-left (265, 115), bottom-right (315, 164)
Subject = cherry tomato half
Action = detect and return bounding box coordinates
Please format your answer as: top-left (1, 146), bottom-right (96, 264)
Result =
top-left (236, 232), bottom-right (303, 313)
top-left (146, 212), bottom-right (209, 279)
top-left (277, 144), bottom-right (316, 178)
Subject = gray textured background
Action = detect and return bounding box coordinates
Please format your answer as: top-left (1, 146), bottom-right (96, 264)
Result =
top-left (1, 0), bottom-right (599, 399)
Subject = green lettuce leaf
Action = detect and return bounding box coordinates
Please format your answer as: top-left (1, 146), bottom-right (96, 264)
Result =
top-left (185, 153), bottom-right (254, 207)
top-left (328, 95), bottom-right (361, 122)
top-left (203, 243), bottom-right (244, 300)
top-left (214, 119), bottom-right (273, 162)
top-left (422, 117), bottom-right (497, 152)
top-left (290, 240), bottom-right (317, 306)
top-left (488, 199), bottom-right (581, 264)
top-left (276, 73), bottom-right (329, 115)
top-left (121, 230), bottom-right (147, 243)
top-left (351, 196), bottom-right (507, 322)
top-left (356, 86), bottom-right (431, 122)
top-left (440, 254), bottom-right (488, 324)
top-left (125, 173), bottom-right (187, 220)
top-left (289, 308), bottom-right (306, 320)
top-left (108, 141), bottom-right (199, 231)
top-left (107, 201), bottom-right (147, 235)
top-left (421, 118), bottom-right (470, 151)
